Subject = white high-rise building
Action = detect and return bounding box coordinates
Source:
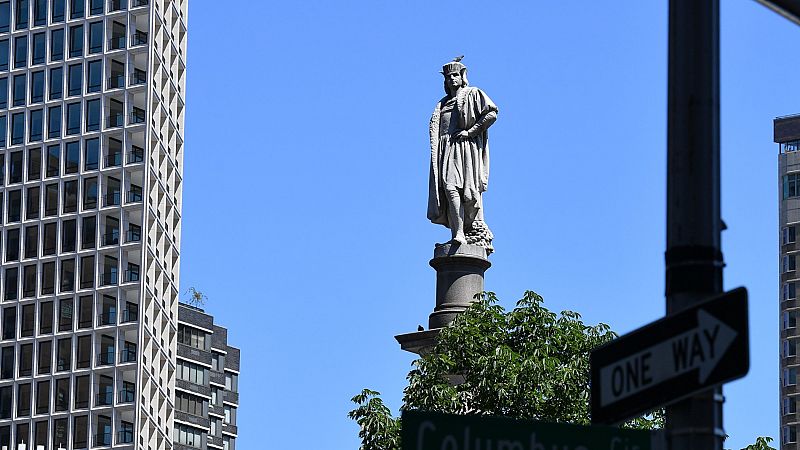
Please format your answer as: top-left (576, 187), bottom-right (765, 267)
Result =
top-left (0, 0), bottom-right (187, 448)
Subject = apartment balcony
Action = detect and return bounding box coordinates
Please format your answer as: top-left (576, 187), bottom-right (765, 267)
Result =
top-left (223, 390), bottom-right (239, 406)
top-left (94, 432), bottom-right (112, 447)
top-left (118, 387), bottom-right (135, 403)
top-left (109, 36), bottom-right (126, 51)
top-left (102, 231), bottom-right (120, 246)
top-left (105, 153), bottom-right (123, 168)
top-left (100, 271), bottom-right (119, 286)
top-left (117, 430), bottom-right (134, 445)
top-left (126, 229), bottom-right (142, 243)
top-left (125, 270), bottom-right (140, 283)
top-left (131, 69), bottom-right (147, 86)
top-left (126, 190), bottom-right (143, 203)
top-left (131, 31), bottom-right (148, 47)
top-left (96, 391), bottom-right (114, 406)
top-left (222, 423), bottom-right (239, 437)
top-left (108, 74), bottom-right (125, 89)
top-left (98, 312), bottom-right (117, 326)
top-left (119, 348), bottom-right (137, 363)
top-left (103, 192), bottom-right (121, 207)
top-left (107, 113), bottom-right (124, 128)
top-left (130, 108), bottom-right (146, 124)
top-left (127, 147), bottom-right (144, 163)
top-left (121, 308), bottom-right (138, 323)
top-left (131, 0), bottom-right (148, 7)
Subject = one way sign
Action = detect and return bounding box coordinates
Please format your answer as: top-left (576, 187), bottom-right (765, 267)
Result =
top-left (590, 288), bottom-right (749, 425)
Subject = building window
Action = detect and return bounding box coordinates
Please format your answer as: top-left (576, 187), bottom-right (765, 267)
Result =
top-left (16, 383), bottom-right (30, 417)
top-left (44, 183), bottom-right (57, 216)
top-left (46, 145), bottom-right (59, 177)
top-left (68, 24), bottom-right (83, 58)
top-left (49, 66), bottom-right (63, 100)
top-left (73, 416), bottom-right (88, 449)
top-left (29, 109), bottom-right (42, 142)
top-left (785, 311), bottom-right (798, 330)
top-left (784, 282), bottom-right (797, 301)
top-left (785, 339), bottom-right (797, 358)
top-left (4, 267), bottom-right (17, 300)
top-left (39, 301), bottom-right (52, 334)
top-left (24, 224), bottom-right (37, 256)
top-left (30, 70), bottom-right (43, 103)
top-left (0, 2), bottom-right (8, 33)
top-left (50, 29), bottom-right (64, 61)
top-left (174, 424), bottom-right (203, 449)
top-left (83, 177), bottom-right (98, 209)
top-left (13, 35), bottom-right (26, 68)
top-left (48, 105), bottom-right (61, 139)
top-left (88, 21), bottom-right (103, 53)
top-left (14, 0), bottom-right (27, 30)
top-left (786, 368), bottom-right (798, 387)
top-left (65, 141), bottom-right (79, 173)
top-left (60, 258), bottom-right (75, 292)
top-left (37, 340), bottom-right (51, 375)
top-left (87, 60), bottom-right (101, 92)
top-left (85, 138), bottom-right (99, 170)
top-left (68, 63), bottom-right (82, 96)
top-left (31, 32), bottom-right (44, 65)
top-left (74, 375), bottom-right (89, 409)
top-left (0, 78), bottom-right (7, 108)
top-left (27, 147), bottom-right (40, 181)
top-left (177, 360), bottom-right (207, 385)
top-left (40, 260), bottom-right (54, 293)
top-left (785, 426), bottom-right (798, 444)
top-left (86, 98), bottom-right (100, 131)
top-left (69, 0), bottom-right (83, 19)
top-left (52, 0), bottom-right (64, 22)
top-left (8, 150), bottom-right (20, 182)
top-left (178, 324), bottom-right (207, 350)
top-left (1, 307), bottom-right (14, 340)
top-left (18, 343), bottom-right (31, 376)
top-left (0, 40), bottom-right (8, 71)
top-left (785, 226), bottom-right (797, 245)
top-left (52, 418), bottom-right (67, 450)
top-left (32, 0), bottom-right (44, 26)
top-left (62, 219), bottom-right (76, 251)
top-left (57, 337), bottom-right (71, 371)
top-left (176, 391), bottom-right (206, 417)
top-left (785, 174), bottom-right (800, 199)
top-left (784, 255), bottom-right (797, 273)
top-left (81, 215), bottom-right (95, 249)
top-left (66, 102), bottom-right (80, 135)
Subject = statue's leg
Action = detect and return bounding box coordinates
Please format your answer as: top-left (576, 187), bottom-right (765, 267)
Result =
top-left (445, 186), bottom-right (467, 245)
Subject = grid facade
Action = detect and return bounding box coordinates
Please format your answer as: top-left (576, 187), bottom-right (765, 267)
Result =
top-left (0, 0), bottom-right (187, 449)
top-left (776, 114), bottom-right (800, 450)
top-left (175, 304), bottom-right (238, 450)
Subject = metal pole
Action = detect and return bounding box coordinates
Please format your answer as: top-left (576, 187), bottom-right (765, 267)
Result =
top-left (665, 0), bottom-right (724, 449)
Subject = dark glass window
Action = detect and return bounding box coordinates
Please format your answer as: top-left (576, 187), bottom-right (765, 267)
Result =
top-left (32, 0), bottom-right (43, 26)
top-left (50, 28), bottom-right (64, 61)
top-left (63, 180), bottom-right (77, 213)
top-left (39, 301), bottom-right (52, 334)
top-left (0, 346), bottom-right (13, 378)
top-left (0, 40), bottom-right (8, 71)
top-left (52, 419), bottom-right (66, 450)
top-left (78, 296), bottom-right (91, 328)
top-left (14, 0), bottom-right (26, 30)
top-left (3, 267), bottom-right (16, 300)
top-left (81, 214), bottom-right (94, 248)
top-left (16, 384), bottom-right (29, 416)
top-left (23, 224), bottom-right (36, 257)
top-left (8, 150), bottom-right (20, 182)
top-left (47, 105), bottom-right (60, 138)
top-left (0, 78), bottom-right (7, 108)
top-left (28, 109), bottom-right (42, 142)
top-left (18, 343), bottom-right (31, 377)
top-left (57, 298), bottom-right (72, 330)
top-left (74, 375), bottom-right (88, 408)
top-left (6, 189), bottom-right (19, 221)
top-left (79, 255), bottom-right (92, 288)
top-left (35, 380), bottom-right (49, 414)
top-left (40, 260), bottom-right (54, 292)
top-left (82, 177), bottom-right (96, 209)
top-left (0, 387), bottom-right (10, 419)
top-left (67, 63), bottom-right (81, 96)
top-left (109, 59), bottom-right (124, 88)
top-left (87, 60), bottom-right (101, 92)
top-left (108, 98), bottom-right (123, 128)
top-left (89, 0), bottom-right (101, 14)
top-left (61, 219), bottom-right (76, 251)
top-left (68, 24), bottom-right (82, 57)
top-left (27, 148), bottom-right (40, 180)
top-left (111, 21), bottom-right (125, 50)
top-left (60, 259), bottom-right (74, 292)
top-left (42, 223), bottom-right (55, 252)
top-left (69, 0), bottom-right (82, 19)
top-left (49, 66), bottom-right (62, 99)
top-left (22, 264), bottom-right (35, 297)
top-left (0, 116), bottom-right (5, 147)
top-left (25, 186), bottom-right (39, 219)
top-left (55, 378), bottom-right (69, 411)
top-left (30, 70), bottom-right (43, 103)
top-left (84, 138), bottom-right (98, 170)
top-left (12, 35), bottom-right (25, 68)
top-left (76, 335), bottom-right (89, 368)
top-left (46, 144), bottom-right (58, 177)
top-left (31, 32), bottom-right (43, 64)
top-left (66, 102), bottom-right (79, 134)
top-left (12, 73), bottom-right (24, 106)
top-left (785, 174), bottom-right (800, 199)
top-left (15, 423), bottom-right (28, 449)
top-left (56, 337), bottom-right (70, 371)
top-left (52, 0), bottom-right (63, 22)
top-left (88, 21), bottom-right (102, 53)
top-left (73, 416), bottom-right (87, 449)
top-left (5, 228), bottom-right (18, 260)
top-left (19, 304), bottom-right (32, 335)
top-left (86, 98), bottom-right (100, 131)
top-left (10, 111), bottom-right (23, 144)
top-left (1, 308), bottom-right (13, 340)
top-left (64, 141), bottom-right (78, 173)
top-left (0, 2), bottom-right (8, 33)
top-left (44, 183), bottom-right (57, 215)
top-left (36, 341), bottom-right (53, 375)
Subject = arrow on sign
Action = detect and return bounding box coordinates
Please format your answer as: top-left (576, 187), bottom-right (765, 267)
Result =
top-left (599, 309), bottom-right (737, 407)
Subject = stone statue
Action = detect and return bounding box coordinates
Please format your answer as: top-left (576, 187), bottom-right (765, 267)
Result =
top-left (428, 57), bottom-right (498, 253)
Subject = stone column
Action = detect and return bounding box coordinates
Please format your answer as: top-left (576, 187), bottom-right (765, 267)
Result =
top-left (396, 243), bottom-right (490, 355)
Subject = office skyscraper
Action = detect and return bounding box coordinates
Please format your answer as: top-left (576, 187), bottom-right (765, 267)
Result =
top-left (176, 303), bottom-right (238, 450)
top-left (776, 114), bottom-right (800, 449)
top-left (0, 0), bottom-right (187, 448)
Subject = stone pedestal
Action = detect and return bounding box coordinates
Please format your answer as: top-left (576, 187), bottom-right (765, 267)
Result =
top-left (428, 243), bottom-right (491, 329)
top-left (395, 243), bottom-right (490, 355)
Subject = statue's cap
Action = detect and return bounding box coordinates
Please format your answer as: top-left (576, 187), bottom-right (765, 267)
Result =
top-left (441, 56), bottom-right (466, 75)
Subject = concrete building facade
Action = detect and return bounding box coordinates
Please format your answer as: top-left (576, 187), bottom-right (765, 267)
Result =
top-left (776, 114), bottom-right (800, 449)
top-left (175, 304), bottom-right (238, 450)
top-left (0, 0), bottom-right (187, 448)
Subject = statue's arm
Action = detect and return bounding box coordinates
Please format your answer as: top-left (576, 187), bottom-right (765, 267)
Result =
top-left (466, 110), bottom-right (497, 138)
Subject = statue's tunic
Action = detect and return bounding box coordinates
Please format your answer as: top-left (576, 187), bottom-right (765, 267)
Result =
top-left (428, 86), bottom-right (497, 231)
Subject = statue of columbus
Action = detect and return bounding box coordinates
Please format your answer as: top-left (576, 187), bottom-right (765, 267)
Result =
top-left (428, 57), bottom-right (498, 253)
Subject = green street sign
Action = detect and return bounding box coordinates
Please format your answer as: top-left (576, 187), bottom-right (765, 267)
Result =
top-left (401, 410), bottom-right (653, 450)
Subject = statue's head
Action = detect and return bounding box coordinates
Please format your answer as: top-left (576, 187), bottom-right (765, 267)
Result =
top-left (441, 59), bottom-right (468, 95)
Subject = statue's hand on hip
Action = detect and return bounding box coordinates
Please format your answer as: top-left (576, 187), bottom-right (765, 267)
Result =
top-left (453, 130), bottom-right (470, 141)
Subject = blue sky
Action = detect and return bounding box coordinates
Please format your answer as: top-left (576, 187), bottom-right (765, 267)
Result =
top-left (179, 1), bottom-right (795, 448)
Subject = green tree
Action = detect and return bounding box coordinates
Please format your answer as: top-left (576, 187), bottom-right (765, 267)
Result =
top-left (740, 436), bottom-right (776, 450)
top-left (349, 291), bottom-right (661, 450)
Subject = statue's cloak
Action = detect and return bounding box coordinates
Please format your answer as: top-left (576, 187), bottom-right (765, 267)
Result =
top-left (427, 86), bottom-right (497, 228)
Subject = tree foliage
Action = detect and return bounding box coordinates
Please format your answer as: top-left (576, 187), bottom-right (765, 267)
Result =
top-left (740, 436), bottom-right (776, 450)
top-left (349, 291), bottom-right (661, 450)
